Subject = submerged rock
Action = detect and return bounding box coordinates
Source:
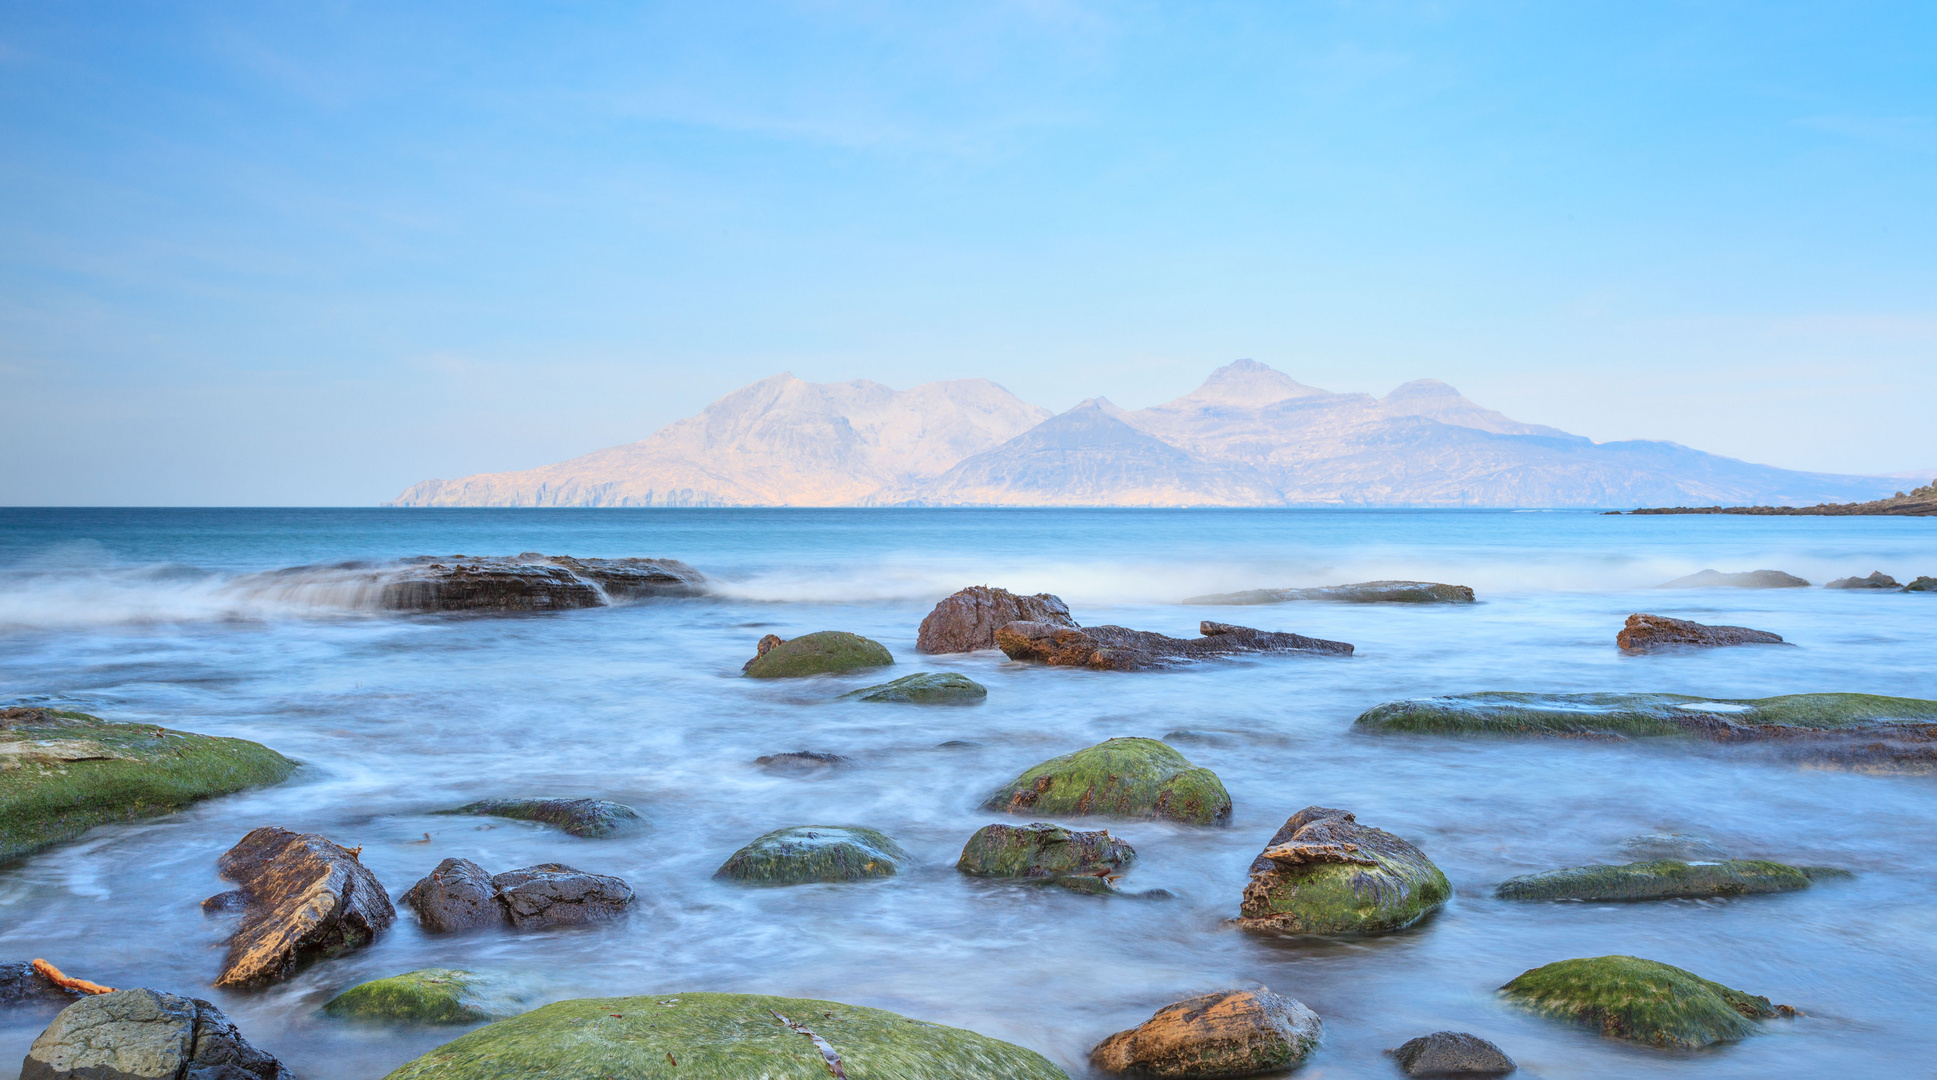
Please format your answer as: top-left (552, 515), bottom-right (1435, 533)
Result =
top-left (357, 554), bottom-right (704, 612)
top-left (956, 822), bottom-right (1136, 892)
top-left (21, 987), bottom-right (291, 1080)
top-left (207, 826), bottom-right (396, 988)
top-left (1495, 859), bottom-right (1834, 902)
top-left (1500, 955), bottom-right (1791, 1048)
top-left (1090, 988), bottom-right (1321, 1078)
top-left (1237, 806), bottom-right (1450, 935)
top-left (324, 969), bottom-right (528, 1025)
top-left (742, 631), bottom-right (893, 678)
top-left (841, 672), bottom-right (988, 704)
top-left (1658, 569), bottom-right (1810, 589)
top-left (1389, 1031), bottom-right (1515, 1076)
top-left (1826, 571), bottom-right (1900, 590)
top-left (0, 706), bottom-right (297, 863)
top-left (442, 798), bottom-right (645, 838)
top-left (379, 991), bottom-right (1069, 1080)
top-left (1615, 613), bottom-right (1787, 651)
top-left (918, 585), bottom-right (1078, 653)
top-left (995, 620), bottom-right (1351, 672)
top-left (1184, 581), bottom-right (1475, 605)
top-left (982, 738), bottom-right (1231, 825)
top-left (714, 826), bottom-right (909, 885)
top-left (400, 858), bottom-right (634, 931)
top-left (1619, 833), bottom-right (1730, 861)
top-left (754, 751), bottom-right (852, 777)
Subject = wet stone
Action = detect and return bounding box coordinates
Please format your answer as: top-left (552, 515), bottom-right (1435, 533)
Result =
top-left (1091, 988), bottom-right (1322, 1078)
top-left (1390, 1031), bottom-right (1516, 1076)
top-left (20, 987), bottom-right (292, 1080)
top-left (714, 826), bottom-right (909, 886)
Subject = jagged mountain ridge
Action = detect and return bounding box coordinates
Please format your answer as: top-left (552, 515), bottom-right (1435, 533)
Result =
top-left (389, 361), bottom-right (1899, 508)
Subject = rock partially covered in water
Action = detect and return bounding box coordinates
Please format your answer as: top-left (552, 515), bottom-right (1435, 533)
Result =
top-left (841, 672), bottom-right (988, 704)
top-left (324, 969), bottom-right (529, 1025)
top-left (1826, 571), bottom-right (1900, 590)
top-left (995, 621), bottom-right (1351, 671)
top-left (714, 826), bottom-right (909, 885)
top-left (207, 826), bottom-right (396, 988)
top-left (1185, 581), bottom-right (1475, 605)
top-left (742, 631), bottom-right (893, 678)
top-left (1237, 806), bottom-right (1450, 935)
top-left (1658, 568), bottom-right (1810, 589)
top-left (1389, 1031), bottom-right (1516, 1076)
top-left (21, 987), bottom-right (292, 1080)
top-left (400, 858), bottom-right (503, 933)
top-left (0, 707), bottom-right (297, 863)
top-left (918, 585), bottom-right (1079, 653)
top-left (983, 738), bottom-right (1231, 826)
top-left (380, 992), bottom-right (1070, 1080)
top-left (0, 962), bottom-right (79, 1009)
top-left (1619, 833), bottom-right (1729, 861)
top-left (400, 858), bottom-right (634, 931)
top-left (1090, 988), bottom-right (1321, 1078)
top-left (1500, 955), bottom-right (1790, 1047)
top-left (1615, 614), bottom-right (1786, 651)
top-left (957, 822), bottom-right (1136, 891)
top-left (366, 554), bottom-right (704, 612)
top-left (442, 798), bottom-right (645, 838)
top-left (1496, 859), bottom-right (1831, 902)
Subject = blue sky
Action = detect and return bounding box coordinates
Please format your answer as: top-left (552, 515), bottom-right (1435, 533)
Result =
top-left (2, 1), bottom-right (1933, 504)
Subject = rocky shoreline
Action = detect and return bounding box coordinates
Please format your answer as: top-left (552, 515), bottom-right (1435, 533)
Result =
top-left (1624, 479), bottom-right (1937, 516)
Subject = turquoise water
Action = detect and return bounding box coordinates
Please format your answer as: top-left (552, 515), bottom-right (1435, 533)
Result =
top-left (2, 508), bottom-right (1935, 1078)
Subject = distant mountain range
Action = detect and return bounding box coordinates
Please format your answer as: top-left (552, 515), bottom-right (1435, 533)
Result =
top-left (388, 360), bottom-right (1901, 508)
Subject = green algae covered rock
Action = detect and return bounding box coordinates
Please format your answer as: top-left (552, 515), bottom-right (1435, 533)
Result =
top-left (957, 822), bottom-right (1135, 886)
top-left (1906, 576), bottom-right (1937, 593)
top-left (1354, 691), bottom-right (1937, 737)
top-left (441, 797), bottom-right (644, 837)
top-left (1237, 806), bottom-right (1450, 935)
top-left (743, 632), bottom-right (893, 678)
top-left (381, 991), bottom-right (1069, 1080)
top-left (1500, 955), bottom-right (1790, 1047)
top-left (982, 738), bottom-right (1231, 825)
top-left (1496, 859), bottom-right (1839, 902)
top-left (0, 707), bottom-right (297, 863)
top-left (324, 969), bottom-right (529, 1025)
top-left (714, 825), bottom-right (909, 885)
top-left (842, 672), bottom-right (988, 704)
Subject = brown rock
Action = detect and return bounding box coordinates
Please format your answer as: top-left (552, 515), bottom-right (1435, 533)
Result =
top-left (918, 586), bottom-right (1079, 653)
top-left (996, 620), bottom-right (1352, 671)
top-left (400, 857), bottom-right (502, 933)
top-left (1090, 988), bottom-right (1322, 1077)
top-left (207, 827), bottom-right (395, 988)
top-left (1616, 614), bottom-right (1787, 651)
top-left (489, 864), bottom-right (634, 928)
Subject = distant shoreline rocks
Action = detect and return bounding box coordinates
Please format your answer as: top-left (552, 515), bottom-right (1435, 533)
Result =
top-left (245, 553), bottom-right (706, 613)
top-left (1656, 568), bottom-right (1810, 589)
top-left (1185, 580), bottom-right (1475, 605)
top-left (918, 585), bottom-right (1078, 653)
top-left (1626, 480), bottom-right (1937, 517)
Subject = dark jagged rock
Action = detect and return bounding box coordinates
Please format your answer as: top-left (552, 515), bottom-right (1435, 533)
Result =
top-left (918, 585), bottom-right (1078, 653)
top-left (1615, 613), bottom-right (1786, 651)
top-left (1389, 1031), bottom-right (1516, 1076)
top-left (841, 672), bottom-right (988, 704)
top-left (1619, 833), bottom-right (1729, 860)
top-left (1237, 806), bottom-right (1450, 935)
top-left (741, 631), bottom-right (893, 678)
top-left (1090, 988), bottom-right (1321, 1078)
top-left (1185, 580), bottom-right (1475, 605)
top-left (275, 554), bottom-right (706, 612)
top-left (983, 738), bottom-right (1231, 826)
top-left (324, 968), bottom-right (529, 1025)
top-left (442, 798), bottom-right (645, 838)
top-left (1657, 568), bottom-right (1810, 589)
top-left (1826, 571), bottom-right (1901, 589)
top-left (0, 962), bottom-right (78, 1009)
top-left (207, 826), bottom-right (395, 988)
top-left (1501, 955), bottom-right (1792, 1047)
top-left (995, 620), bottom-right (1351, 671)
top-left (754, 751), bottom-right (852, 776)
top-left (957, 822), bottom-right (1136, 892)
top-left (714, 826), bottom-right (910, 885)
top-left (1496, 859), bottom-right (1826, 902)
top-left (401, 858), bottom-right (503, 933)
top-left (20, 987), bottom-right (292, 1080)
top-left (400, 858), bottom-right (634, 931)
top-left (0, 707), bottom-right (296, 863)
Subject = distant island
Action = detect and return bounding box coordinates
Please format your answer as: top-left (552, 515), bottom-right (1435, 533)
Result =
top-left (1628, 481), bottom-right (1937, 517)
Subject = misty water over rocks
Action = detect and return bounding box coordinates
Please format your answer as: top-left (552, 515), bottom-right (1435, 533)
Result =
top-left (2, 507), bottom-right (1935, 1078)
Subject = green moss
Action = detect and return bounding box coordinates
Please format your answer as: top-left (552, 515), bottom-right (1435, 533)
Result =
top-left (955, 822), bottom-right (1135, 883)
top-left (841, 672), bottom-right (988, 704)
top-left (324, 969), bottom-right (528, 1025)
top-left (0, 709), bottom-right (297, 863)
top-left (714, 826), bottom-right (909, 885)
top-left (1501, 956), bottom-right (1784, 1048)
top-left (1497, 860), bottom-right (1817, 902)
top-left (441, 798), bottom-right (644, 838)
top-left (381, 992), bottom-right (1069, 1080)
top-left (1353, 691), bottom-right (1937, 738)
top-left (744, 632), bottom-right (893, 679)
top-left (1242, 853), bottom-right (1451, 935)
top-left (981, 738), bottom-right (1231, 825)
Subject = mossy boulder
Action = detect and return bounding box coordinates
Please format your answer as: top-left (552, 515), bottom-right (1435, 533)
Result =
top-left (324, 969), bottom-right (529, 1025)
top-left (1500, 955), bottom-right (1790, 1047)
top-left (380, 991), bottom-right (1069, 1079)
top-left (743, 632), bottom-right (893, 678)
top-left (0, 707), bottom-right (297, 863)
top-left (714, 826), bottom-right (909, 885)
top-left (1496, 859), bottom-right (1840, 902)
top-left (1237, 806), bottom-right (1451, 935)
top-left (842, 672), bottom-right (988, 704)
top-left (982, 738), bottom-right (1231, 825)
top-left (956, 822), bottom-right (1135, 889)
top-left (441, 798), bottom-right (644, 838)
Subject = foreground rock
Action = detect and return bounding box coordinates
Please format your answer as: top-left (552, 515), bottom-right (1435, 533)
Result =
top-left (0, 707), bottom-right (297, 863)
top-left (401, 858), bottom-right (633, 931)
top-left (1615, 613), bottom-right (1787, 651)
top-left (983, 738), bottom-right (1231, 825)
top-left (742, 631), bottom-right (893, 678)
top-left (957, 822), bottom-right (1136, 894)
top-left (841, 672), bottom-right (988, 704)
top-left (1237, 807), bottom-right (1450, 934)
top-left (1500, 955), bottom-right (1791, 1047)
top-left (1353, 691), bottom-right (1937, 770)
top-left (1827, 571), bottom-right (1900, 590)
top-left (714, 826), bottom-right (909, 885)
top-left (325, 969), bottom-right (529, 1024)
top-left (1185, 580), bottom-right (1475, 605)
top-left (1389, 1031), bottom-right (1515, 1076)
top-left (918, 586), bottom-right (1078, 653)
top-left (442, 797), bottom-right (644, 838)
top-left (338, 554), bottom-right (705, 612)
top-left (1657, 568), bottom-right (1810, 588)
top-left (21, 987), bottom-right (291, 1080)
top-left (1090, 988), bottom-right (1321, 1078)
top-left (380, 991), bottom-right (1069, 1079)
top-left (205, 826), bottom-right (395, 988)
top-left (996, 620), bottom-right (1351, 671)
top-left (1496, 859), bottom-right (1844, 902)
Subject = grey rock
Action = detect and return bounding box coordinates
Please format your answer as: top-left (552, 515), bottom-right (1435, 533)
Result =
top-left (489, 864), bottom-right (635, 929)
top-left (1390, 1030), bottom-right (1515, 1076)
top-left (400, 858), bottom-right (503, 933)
top-left (442, 798), bottom-right (645, 838)
top-left (20, 988), bottom-right (291, 1080)
top-left (0, 962), bottom-right (77, 1010)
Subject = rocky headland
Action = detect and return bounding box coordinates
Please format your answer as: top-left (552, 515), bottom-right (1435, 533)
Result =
top-left (1628, 479), bottom-right (1937, 516)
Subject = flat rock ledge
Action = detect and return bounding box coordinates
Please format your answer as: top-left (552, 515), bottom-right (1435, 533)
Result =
top-left (918, 585), bottom-right (1078, 653)
top-left (1185, 580), bottom-right (1475, 605)
top-left (1090, 988), bottom-right (1321, 1078)
top-left (1496, 859), bottom-right (1842, 902)
top-left (1826, 571), bottom-right (1901, 590)
top-left (21, 987), bottom-right (291, 1080)
top-left (204, 826), bottom-right (396, 989)
top-left (402, 858), bottom-right (634, 931)
top-left (1237, 806), bottom-right (1450, 935)
top-left (250, 553), bottom-right (705, 613)
top-left (1389, 1031), bottom-right (1515, 1076)
top-left (996, 620), bottom-right (1351, 671)
top-left (1500, 955), bottom-right (1792, 1048)
top-left (1616, 613), bottom-right (1786, 651)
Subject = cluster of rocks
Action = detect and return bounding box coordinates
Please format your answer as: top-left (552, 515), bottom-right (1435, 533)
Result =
top-left (403, 858), bottom-right (634, 932)
top-left (1654, 566), bottom-right (1937, 592)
